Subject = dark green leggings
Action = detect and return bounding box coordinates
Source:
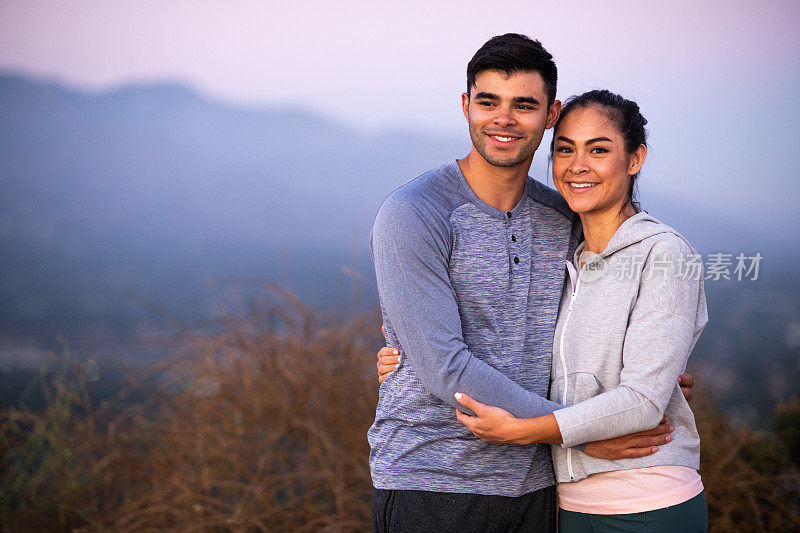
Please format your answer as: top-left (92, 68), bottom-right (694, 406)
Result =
top-left (558, 491), bottom-right (707, 533)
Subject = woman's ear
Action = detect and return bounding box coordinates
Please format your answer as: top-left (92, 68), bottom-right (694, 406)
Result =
top-left (628, 144), bottom-right (647, 176)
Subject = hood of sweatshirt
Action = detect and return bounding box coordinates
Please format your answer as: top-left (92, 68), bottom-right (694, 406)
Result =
top-left (575, 211), bottom-right (696, 264)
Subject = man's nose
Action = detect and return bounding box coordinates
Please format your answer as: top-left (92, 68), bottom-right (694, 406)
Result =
top-left (492, 106), bottom-right (516, 127)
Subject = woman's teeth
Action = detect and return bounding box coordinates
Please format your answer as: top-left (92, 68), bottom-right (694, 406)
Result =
top-left (570, 183), bottom-right (596, 188)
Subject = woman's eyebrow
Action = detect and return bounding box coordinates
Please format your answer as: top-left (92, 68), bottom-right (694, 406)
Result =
top-left (555, 136), bottom-right (614, 144)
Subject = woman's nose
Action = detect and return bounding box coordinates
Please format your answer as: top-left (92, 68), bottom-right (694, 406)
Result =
top-left (569, 153), bottom-right (589, 173)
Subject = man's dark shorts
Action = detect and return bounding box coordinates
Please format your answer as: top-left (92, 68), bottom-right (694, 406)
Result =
top-left (372, 485), bottom-right (556, 533)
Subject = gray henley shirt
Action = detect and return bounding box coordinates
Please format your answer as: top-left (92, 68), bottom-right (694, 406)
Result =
top-left (369, 160), bottom-right (579, 496)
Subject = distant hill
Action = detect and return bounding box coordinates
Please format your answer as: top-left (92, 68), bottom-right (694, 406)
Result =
top-left (1, 73), bottom-right (798, 427)
top-left (0, 73), bottom-right (468, 247)
top-left (0, 73), bottom-right (466, 363)
top-left (0, 73), bottom-right (781, 255)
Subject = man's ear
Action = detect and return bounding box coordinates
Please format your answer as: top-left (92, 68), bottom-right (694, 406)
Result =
top-left (461, 92), bottom-right (470, 121)
top-left (628, 144), bottom-right (647, 176)
top-left (545, 100), bottom-right (561, 129)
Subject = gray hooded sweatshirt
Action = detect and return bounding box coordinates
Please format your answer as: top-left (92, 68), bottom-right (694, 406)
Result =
top-left (550, 212), bottom-right (708, 483)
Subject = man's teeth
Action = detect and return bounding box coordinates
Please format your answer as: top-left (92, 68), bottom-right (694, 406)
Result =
top-left (570, 183), bottom-right (596, 188)
top-left (493, 136), bottom-right (515, 142)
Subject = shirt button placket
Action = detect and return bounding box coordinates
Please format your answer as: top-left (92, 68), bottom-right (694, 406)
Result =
top-left (508, 213), bottom-right (521, 269)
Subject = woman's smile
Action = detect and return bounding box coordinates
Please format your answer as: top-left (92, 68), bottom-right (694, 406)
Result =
top-left (565, 181), bottom-right (598, 192)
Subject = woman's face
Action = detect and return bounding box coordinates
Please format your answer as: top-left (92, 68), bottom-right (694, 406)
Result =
top-left (552, 106), bottom-right (645, 217)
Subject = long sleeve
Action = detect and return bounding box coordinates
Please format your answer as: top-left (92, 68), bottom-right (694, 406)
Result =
top-left (553, 238), bottom-right (707, 447)
top-left (371, 194), bottom-right (563, 418)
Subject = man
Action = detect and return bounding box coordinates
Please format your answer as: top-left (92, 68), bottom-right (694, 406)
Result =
top-left (369, 34), bottom-right (680, 532)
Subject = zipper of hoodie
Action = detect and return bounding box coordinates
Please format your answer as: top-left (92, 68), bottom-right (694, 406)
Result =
top-left (560, 265), bottom-right (582, 482)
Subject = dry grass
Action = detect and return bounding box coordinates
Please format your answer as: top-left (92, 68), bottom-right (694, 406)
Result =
top-left (2, 287), bottom-right (381, 532)
top-left (1, 287), bottom-right (799, 531)
top-left (696, 396), bottom-right (800, 532)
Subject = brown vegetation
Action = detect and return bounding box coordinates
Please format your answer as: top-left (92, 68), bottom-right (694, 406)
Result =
top-left (1, 288), bottom-right (799, 531)
top-left (696, 396), bottom-right (800, 532)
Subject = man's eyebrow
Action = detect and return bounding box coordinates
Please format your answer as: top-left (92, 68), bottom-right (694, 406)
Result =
top-left (513, 96), bottom-right (540, 106)
top-left (473, 93), bottom-right (541, 106)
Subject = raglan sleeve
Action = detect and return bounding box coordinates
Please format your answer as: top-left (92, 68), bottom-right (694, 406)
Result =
top-left (552, 238), bottom-right (708, 447)
top-left (371, 193), bottom-right (564, 417)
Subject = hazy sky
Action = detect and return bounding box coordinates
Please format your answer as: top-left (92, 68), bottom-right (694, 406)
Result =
top-left (2, 0), bottom-right (799, 237)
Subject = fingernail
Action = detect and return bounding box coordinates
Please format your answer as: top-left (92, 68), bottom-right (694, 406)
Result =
top-left (454, 393), bottom-right (463, 400)
top-left (665, 435), bottom-right (672, 442)
top-left (392, 349), bottom-right (398, 355)
top-left (652, 447), bottom-right (658, 452)
top-left (670, 425), bottom-right (674, 432)
top-left (394, 364), bottom-right (399, 370)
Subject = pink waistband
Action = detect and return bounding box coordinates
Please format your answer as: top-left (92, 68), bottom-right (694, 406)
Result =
top-left (557, 465), bottom-right (704, 514)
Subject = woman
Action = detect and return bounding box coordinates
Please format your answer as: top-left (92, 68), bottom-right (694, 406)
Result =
top-left (377, 90), bottom-right (708, 532)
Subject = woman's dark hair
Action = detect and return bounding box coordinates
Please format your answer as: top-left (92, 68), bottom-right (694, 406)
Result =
top-left (550, 89), bottom-right (649, 211)
top-left (467, 33), bottom-right (557, 108)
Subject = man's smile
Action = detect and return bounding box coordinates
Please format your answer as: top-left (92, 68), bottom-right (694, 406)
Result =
top-left (484, 130), bottom-right (524, 145)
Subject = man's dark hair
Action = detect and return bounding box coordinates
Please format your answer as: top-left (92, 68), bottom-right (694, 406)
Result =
top-left (467, 33), bottom-right (558, 107)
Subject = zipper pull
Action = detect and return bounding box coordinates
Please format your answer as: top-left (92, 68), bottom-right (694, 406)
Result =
top-left (568, 287), bottom-right (578, 311)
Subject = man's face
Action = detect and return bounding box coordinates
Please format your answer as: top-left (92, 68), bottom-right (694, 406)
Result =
top-left (462, 70), bottom-right (560, 168)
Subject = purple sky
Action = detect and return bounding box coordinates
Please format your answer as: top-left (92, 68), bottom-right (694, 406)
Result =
top-left (2, 0), bottom-right (799, 234)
